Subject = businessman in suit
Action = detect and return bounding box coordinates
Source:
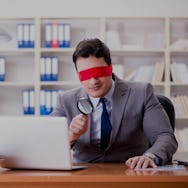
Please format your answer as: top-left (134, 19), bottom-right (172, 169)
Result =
top-left (51, 38), bottom-right (178, 169)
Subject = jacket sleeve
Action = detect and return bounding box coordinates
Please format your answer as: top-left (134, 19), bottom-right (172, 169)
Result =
top-left (142, 83), bottom-right (178, 164)
top-left (50, 92), bottom-right (66, 117)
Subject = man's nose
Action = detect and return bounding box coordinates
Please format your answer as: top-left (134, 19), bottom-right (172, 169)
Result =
top-left (89, 77), bottom-right (99, 83)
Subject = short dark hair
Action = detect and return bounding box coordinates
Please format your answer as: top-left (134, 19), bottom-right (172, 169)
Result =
top-left (72, 38), bottom-right (111, 69)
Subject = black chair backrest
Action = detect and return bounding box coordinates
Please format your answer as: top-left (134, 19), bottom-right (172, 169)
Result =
top-left (156, 95), bottom-right (175, 131)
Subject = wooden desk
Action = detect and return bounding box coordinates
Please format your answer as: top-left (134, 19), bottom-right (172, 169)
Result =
top-left (0, 163), bottom-right (188, 188)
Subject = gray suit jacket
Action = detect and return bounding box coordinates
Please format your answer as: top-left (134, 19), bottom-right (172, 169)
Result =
top-left (51, 74), bottom-right (178, 164)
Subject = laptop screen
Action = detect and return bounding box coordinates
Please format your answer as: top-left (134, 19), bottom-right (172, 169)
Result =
top-left (0, 116), bottom-right (75, 170)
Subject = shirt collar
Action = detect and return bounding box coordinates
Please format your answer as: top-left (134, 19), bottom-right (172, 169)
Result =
top-left (89, 81), bottom-right (115, 109)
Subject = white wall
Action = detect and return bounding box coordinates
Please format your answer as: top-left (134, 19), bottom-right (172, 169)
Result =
top-left (0, 0), bottom-right (188, 17)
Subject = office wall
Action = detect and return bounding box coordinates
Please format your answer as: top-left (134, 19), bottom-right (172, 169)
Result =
top-left (0, 0), bottom-right (187, 17)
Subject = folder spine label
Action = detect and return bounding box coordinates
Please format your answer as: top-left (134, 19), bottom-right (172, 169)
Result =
top-left (45, 24), bottom-right (52, 48)
top-left (0, 58), bottom-right (5, 81)
top-left (22, 90), bottom-right (35, 115)
top-left (40, 57), bottom-right (59, 81)
top-left (17, 23), bottom-right (35, 48)
top-left (64, 24), bottom-right (70, 47)
top-left (40, 90), bottom-right (61, 115)
top-left (45, 23), bottom-right (71, 48)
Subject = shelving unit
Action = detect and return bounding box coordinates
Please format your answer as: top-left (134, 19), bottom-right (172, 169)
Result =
top-left (0, 17), bottom-right (187, 114)
top-left (0, 17), bottom-right (188, 151)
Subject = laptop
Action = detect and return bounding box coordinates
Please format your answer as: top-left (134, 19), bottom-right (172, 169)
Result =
top-left (0, 116), bottom-right (87, 170)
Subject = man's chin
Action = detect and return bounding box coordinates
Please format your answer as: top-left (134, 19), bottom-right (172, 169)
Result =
top-left (89, 92), bottom-right (103, 98)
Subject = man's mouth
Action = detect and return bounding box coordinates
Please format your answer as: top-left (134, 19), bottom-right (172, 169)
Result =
top-left (90, 85), bottom-right (101, 91)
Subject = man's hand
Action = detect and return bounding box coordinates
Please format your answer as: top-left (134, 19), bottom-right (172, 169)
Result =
top-left (125, 155), bottom-right (157, 169)
top-left (69, 114), bottom-right (88, 144)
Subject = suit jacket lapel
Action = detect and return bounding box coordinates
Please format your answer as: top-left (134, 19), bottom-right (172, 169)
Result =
top-left (108, 77), bottom-right (131, 148)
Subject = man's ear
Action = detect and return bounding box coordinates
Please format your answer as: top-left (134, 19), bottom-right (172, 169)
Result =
top-left (112, 73), bottom-right (115, 81)
top-left (74, 62), bottom-right (78, 71)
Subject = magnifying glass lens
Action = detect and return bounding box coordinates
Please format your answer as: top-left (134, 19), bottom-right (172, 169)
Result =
top-left (77, 98), bottom-right (93, 115)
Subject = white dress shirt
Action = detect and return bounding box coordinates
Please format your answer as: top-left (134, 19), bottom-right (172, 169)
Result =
top-left (89, 82), bottom-right (115, 145)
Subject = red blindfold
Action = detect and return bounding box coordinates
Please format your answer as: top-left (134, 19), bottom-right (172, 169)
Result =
top-left (78, 65), bottom-right (112, 81)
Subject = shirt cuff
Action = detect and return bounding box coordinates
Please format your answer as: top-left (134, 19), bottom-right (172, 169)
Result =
top-left (144, 152), bottom-right (162, 165)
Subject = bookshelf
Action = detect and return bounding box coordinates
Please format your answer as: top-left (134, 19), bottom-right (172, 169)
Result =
top-left (0, 17), bottom-right (188, 151)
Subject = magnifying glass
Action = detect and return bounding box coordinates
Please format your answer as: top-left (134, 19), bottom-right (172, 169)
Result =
top-left (77, 98), bottom-right (93, 115)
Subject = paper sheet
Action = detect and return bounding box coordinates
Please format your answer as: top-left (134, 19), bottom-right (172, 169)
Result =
top-left (135, 164), bottom-right (186, 171)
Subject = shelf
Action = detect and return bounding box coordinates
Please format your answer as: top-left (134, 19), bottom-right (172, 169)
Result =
top-left (110, 49), bottom-right (165, 56)
top-left (170, 50), bottom-right (188, 54)
top-left (0, 48), bottom-right (35, 53)
top-left (0, 82), bottom-right (35, 87)
top-left (170, 83), bottom-right (188, 87)
top-left (40, 48), bottom-right (74, 53)
top-left (40, 81), bottom-right (80, 86)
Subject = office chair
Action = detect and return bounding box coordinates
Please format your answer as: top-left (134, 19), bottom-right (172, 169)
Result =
top-left (156, 95), bottom-right (175, 131)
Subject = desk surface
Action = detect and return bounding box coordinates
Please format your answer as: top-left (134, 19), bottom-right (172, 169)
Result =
top-left (0, 163), bottom-right (188, 188)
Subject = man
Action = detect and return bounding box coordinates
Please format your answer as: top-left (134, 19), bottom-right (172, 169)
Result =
top-left (51, 38), bottom-right (177, 169)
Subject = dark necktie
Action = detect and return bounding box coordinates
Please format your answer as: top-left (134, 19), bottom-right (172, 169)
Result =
top-left (100, 98), bottom-right (112, 150)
